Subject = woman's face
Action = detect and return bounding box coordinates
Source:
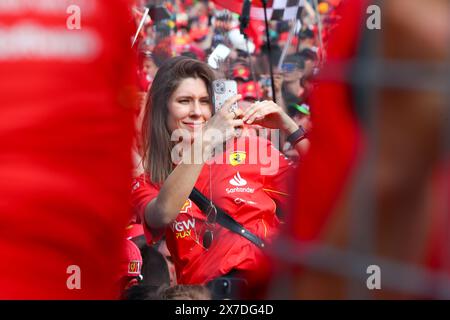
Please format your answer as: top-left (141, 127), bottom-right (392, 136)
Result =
top-left (167, 77), bottom-right (212, 133)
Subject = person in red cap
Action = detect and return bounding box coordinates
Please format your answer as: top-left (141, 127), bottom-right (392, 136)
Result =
top-left (232, 64), bottom-right (251, 85)
top-left (238, 81), bottom-right (261, 109)
top-left (237, 81), bottom-right (263, 138)
top-left (119, 239), bottom-right (143, 293)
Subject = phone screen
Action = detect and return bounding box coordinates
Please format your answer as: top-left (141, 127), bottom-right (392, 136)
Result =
top-left (208, 44), bottom-right (231, 69)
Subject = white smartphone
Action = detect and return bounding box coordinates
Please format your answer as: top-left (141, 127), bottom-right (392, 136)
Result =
top-left (212, 79), bottom-right (238, 114)
top-left (208, 44), bottom-right (231, 69)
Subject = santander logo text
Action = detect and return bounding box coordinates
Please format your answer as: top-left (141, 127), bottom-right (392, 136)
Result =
top-left (226, 172), bottom-right (254, 194)
top-left (229, 172), bottom-right (247, 186)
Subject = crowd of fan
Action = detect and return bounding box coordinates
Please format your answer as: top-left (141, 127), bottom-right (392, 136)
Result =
top-left (119, 0), bottom-right (341, 300)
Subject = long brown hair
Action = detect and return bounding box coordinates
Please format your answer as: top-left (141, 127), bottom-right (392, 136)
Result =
top-left (142, 56), bottom-right (216, 183)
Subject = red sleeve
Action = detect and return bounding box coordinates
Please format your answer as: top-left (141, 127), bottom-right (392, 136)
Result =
top-left (130, 174), bottom-right (165, 245)
top-left (262, 139), bottom-right (295, 209)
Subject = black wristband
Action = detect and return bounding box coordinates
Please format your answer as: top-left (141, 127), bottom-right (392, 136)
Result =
top-left (287, 126), bottom-right (307, 146)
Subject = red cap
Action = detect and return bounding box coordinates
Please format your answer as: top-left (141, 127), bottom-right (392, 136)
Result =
top-left (121, 239), bottom-right (142, 278)
top-left (238, 81), bottom-right (260, 100)
top-left (232, 65), bottom-right (251, 81)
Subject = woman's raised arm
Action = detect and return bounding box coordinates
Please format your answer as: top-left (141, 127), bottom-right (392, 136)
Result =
top-left (144, 95), bottom-right (244, 229)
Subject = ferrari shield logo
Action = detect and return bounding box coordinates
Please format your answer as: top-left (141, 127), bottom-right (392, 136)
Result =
top-left (230, 152), bottom-right (246, 166)
top-left (128, 260), bottom-right (141, 275)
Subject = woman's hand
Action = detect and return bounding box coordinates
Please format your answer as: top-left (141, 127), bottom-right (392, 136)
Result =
top-left (242, 100), bottom-right (298, 135)
top-left (202, 94), bottom-right (244, 150)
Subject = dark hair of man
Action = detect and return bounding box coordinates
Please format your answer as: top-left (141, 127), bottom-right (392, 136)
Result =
top-left (298, 48), bottom-right (318, 61)
top-left (284, 54), bottom-right (306, 70)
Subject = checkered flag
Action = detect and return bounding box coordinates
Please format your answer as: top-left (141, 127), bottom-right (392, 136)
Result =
top-left (213, 0), bottom-right (305, 21)
top-left (251, 0), bottom-right (305, 21)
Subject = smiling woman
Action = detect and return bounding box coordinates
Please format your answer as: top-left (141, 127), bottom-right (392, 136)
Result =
top-left (133, 56), bottom-right (304, 295)
top-left (166, 78), bottom-right (212, 133)
top-left (142, 57), bottom-right (217, 183)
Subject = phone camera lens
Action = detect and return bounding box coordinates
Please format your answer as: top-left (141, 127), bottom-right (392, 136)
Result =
top-left (214, 81), bottom-right (225, 94)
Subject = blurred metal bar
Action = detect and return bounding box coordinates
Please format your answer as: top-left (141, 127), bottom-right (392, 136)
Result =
top-left (271, 236), bottom-right (450, 299)
top-left (267, 2), bottom-right (450, 300)
top-left (346, 14), bottom-right (382, 299)
top-left (437, 22), bottom-right (450, 298)
top-left (319, 59), bottom-right (450, 93)
top-left (278, 19), bottom-right (297, 69)
top-left (312, 0), bottom-right (324, 59)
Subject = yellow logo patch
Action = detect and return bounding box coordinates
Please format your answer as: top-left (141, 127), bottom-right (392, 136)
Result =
top-left (230, 152), bottom-right (246, 166)
top-left (180, 199), bottom-right (192, 213)
top-left (175, 230), bottom-right (192, 239)
top-left (128, 261), bottom-right (141, 275)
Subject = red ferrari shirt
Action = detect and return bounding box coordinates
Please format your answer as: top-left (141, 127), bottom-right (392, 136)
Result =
top-left (131, 136), bottom-right (294, 284)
